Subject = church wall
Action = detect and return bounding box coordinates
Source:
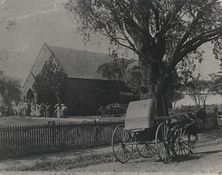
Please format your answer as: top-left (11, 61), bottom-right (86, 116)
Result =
top-left (64, 78), bottom-right (124, 116)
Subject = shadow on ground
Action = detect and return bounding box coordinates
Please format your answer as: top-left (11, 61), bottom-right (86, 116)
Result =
top-left (129, 149), bottom-right (222, 164)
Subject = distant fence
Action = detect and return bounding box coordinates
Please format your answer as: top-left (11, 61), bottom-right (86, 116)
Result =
top-left (0, 121), bottom-right (123, 159)
top-left (176, 105), bottom-right (220, 113)
top-left (197, 113), bottom-right (218, 130)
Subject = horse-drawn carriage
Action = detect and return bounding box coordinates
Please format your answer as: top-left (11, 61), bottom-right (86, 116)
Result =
top-left (111, 99), bottom-right (194, 164)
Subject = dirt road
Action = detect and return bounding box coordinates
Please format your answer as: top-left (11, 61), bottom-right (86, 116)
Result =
top-left (74, 143), bottom-right (222, 173)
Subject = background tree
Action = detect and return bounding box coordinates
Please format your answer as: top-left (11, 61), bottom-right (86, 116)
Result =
top-left (0, 72), bottom-right (21, 115)
top-left (186, 77), bottom-right (212, 108)
top-left (97, 56), bottom-right (141, 93)
top-left (33, 59), bottom-right (67, 104)
top-left (66, 0), bottom-right (222, 115)
top-left (209, 65), bottom-right (222, 94)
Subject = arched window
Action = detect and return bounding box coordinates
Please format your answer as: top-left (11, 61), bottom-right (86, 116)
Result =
top-left (26, 89), bottom-right (34, 101)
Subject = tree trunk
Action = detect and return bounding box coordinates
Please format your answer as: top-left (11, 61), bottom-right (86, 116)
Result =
top-left (139, 56), bottom-right (169, 116)
top-left (155, 91), bottom-right (169, 116)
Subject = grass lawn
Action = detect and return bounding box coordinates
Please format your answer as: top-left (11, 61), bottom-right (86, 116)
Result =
top-left (0, 115), bottom-right (124, 127)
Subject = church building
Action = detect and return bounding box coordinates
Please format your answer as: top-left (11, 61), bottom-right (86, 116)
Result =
top-left (22, 43), bottom-right (125, 115)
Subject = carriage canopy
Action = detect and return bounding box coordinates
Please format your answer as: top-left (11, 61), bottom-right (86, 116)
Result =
top-left (125, 99), bottom-right (155, 130)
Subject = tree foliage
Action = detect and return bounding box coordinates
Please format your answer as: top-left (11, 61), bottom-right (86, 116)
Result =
top-left (97, 57), bottom-right (135, 80)
top-left (66, 0), bottom-right (222, 70)
top-left (32, 59), bottom-right (67, 104)
top-left (65, 0), bottom-right (222, 114)
top-left (0, 72), bottom-right (21, 107)
top-left (97, 57), bottom-right (142, 94)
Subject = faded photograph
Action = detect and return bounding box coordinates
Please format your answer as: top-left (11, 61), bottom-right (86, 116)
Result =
top-left (0, 0), bottom-right (222, 174)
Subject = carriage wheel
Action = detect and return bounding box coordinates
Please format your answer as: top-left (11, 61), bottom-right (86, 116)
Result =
top-left (155, 122), bottom-right (172, 163)
top-left (171, 127), bottom-right (191, 158)
top-left (111, 124), bottom-right (133, 163)
top-left (136, 142), bottom-right (156, 158)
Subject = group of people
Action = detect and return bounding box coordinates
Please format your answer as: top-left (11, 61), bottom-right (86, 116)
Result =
top-left (11, 101), bottom-right (68, 118)
top-left (30, 102), bottom-right (52, 117)
top-left (11, 101), bottom-right (29, 116)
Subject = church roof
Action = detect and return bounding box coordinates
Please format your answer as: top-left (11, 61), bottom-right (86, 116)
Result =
top-left (47, 44), bottom-right (114, 80)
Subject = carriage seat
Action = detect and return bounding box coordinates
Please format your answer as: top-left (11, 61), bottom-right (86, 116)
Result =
top-left (125, 99), bottom-right (155, 131)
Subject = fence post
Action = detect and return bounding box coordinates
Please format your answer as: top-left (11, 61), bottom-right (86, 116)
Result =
top-left (93, 122), bottom-right (97, 147)
top-left (214, 111), bottom-right (219, 129)
top-left (93, 121), bottom-right (100, 147)
top-left (51, 121), bottom-right (56, 150)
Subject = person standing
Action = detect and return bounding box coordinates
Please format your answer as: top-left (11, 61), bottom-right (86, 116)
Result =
top-left (55, 103), bottom-right (61, 118)
top-left (46, 103), bottom-right (50, 117)
top-left (60, 104), bottom-right (64, 118)
top-left (49, 104), bottom-right (54, 118)
top-left (30, 102), bottom-right (35, 117)
top-left (40, 103), bottom-right (46, 117)
top-left (22, 102), bottom-right (28, 116)
top-left (61, 104), bottom-right (68, 118)
top-left (27, 102), bottom-right (31, 116)
top-left (35, 104), bottom-right (41, 117)
top-left (11, 101), bottom-right (18, 116)
top-left (17, 101), bottom-right (23, 116)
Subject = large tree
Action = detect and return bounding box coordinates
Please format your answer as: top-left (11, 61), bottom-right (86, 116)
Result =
top-left (65, 0), bottom-right (222, 115)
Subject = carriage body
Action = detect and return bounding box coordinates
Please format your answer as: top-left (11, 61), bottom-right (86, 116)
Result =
top-left (111, 99), bottom-right (193, 164)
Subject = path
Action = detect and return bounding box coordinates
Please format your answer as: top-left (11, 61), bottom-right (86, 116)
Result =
top-left (73, 143), bottom-right (222, 173)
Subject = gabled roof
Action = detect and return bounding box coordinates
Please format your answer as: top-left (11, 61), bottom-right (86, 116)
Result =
top-left (46, 44), bottom-right (115, 80)
top-left (22, 43), bottom-right (116, 93)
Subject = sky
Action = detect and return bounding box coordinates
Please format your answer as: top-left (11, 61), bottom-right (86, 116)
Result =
top-left (0, 0), bottom-right (114, 82)
top-left (0, 0), bottom-right (220, 83)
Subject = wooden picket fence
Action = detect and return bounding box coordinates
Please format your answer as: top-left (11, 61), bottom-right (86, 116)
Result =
top-left (0, 121), bottom-right (123, 159)
top-left (0, 113), bottom-right (218, 159)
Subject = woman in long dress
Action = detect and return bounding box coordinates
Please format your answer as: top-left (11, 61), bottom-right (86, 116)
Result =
top-left (35, 104), bottom-right (41, 117)
top-left (30, 103), bottom-right (35, 117)
top-left (46, 103), bottom-right (50, 117)
top-left (55, 103), bottom-right (61, 118)
top-left (61, 104), bottom-right (68, 118)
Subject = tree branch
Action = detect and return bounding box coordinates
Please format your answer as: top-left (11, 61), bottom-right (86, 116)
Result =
top-left (168, 27), bottom-right (222, 74)
top-left (115, 0), bottom-right (153, 42)
top-left (161, 2), bottom-right (184, 34)
top-left (103, 27), bottom-right (141, 55)
top-left (150, 2), bottom-right (160, 32)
